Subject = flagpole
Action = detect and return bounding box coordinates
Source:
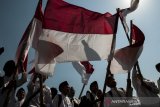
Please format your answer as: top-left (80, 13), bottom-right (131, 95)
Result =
top-left (100, 8), bottom-right (120, 107)
top-left (78, 84), bottom-right (86, 99)
top-left (37, 0), bottom-right (44, 106)
top-left (39, 74), bottom-right (44, 107)
top-left (125, 20), bottom-right (132, 97)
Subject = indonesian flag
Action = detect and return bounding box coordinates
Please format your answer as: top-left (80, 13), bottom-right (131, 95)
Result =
top-left (15, 0), bottom-right (43, 72)
top-left (72, 61), bottom-right (94, 84)
top-left (110, 24), bottom-right (145, 74)
top-left (35, 0), bottom-right (117, 75)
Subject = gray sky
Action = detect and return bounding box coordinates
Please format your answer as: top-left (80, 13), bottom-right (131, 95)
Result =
top-left (0, 0), bottom-right (160, 97)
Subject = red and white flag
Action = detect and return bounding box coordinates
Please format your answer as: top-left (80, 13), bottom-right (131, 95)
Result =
top-left (72, 61), bottom-right (94, 84)
top-left (35, 0), bottom-right (118, 75)
top-left (110, 24), bottom-right (145, 74)
top-left (15, 0), bottom-right (43, 72)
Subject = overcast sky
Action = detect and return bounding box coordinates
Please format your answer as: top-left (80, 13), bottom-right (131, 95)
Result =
top-left (0, 0), bottom-right (160, 97)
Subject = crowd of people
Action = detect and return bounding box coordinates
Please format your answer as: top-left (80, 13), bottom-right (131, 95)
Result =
top-left (0, 47), bottom-right (160, 107)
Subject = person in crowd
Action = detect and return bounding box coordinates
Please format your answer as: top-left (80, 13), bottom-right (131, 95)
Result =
top-left (15, 88), bottom-right (26, 107)
top-left (86, 81), bottom-right (99, 107)
top-left (3, 60), bottom-right (27, 87)
top-left (0, 60), bottom-right (27, 107)
top-left (104, 75), bottom-right (128, 107)
top-left (68, 86), bottom-right (80, 107)
top-left (95, 89), bottom-right (103, 107)
top-left (26, 73), bottom-right (52, 107)
top-left (51, 87), bottom-right (58, 100)
top-left (52, 81), bottom-right (72, 107)
top-left (132, 66), bottom-right (160, 107)
top-left (79, 91), bottom-right (93, 107)
top-left (96, 89), bottom-right (103, 100)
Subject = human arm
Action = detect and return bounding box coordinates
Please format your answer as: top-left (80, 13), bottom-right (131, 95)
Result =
top-left (16, 61), bottom-right (27, 87)
top-left (132, 66), bottom-right (140, 90)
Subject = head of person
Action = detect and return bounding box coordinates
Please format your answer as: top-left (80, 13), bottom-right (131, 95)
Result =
top-left (51, 87), bottom-right (58, 99)
top-left (59, 81), bottom-right (70, 96)
top-left (90, 81), bottom-right (98, 94)
top-left (16, 88), bottom-right (25, 101)
top-left (155, 63), bottom-right (160, 73)
top-left (106, 76), bottom-right (117, 88)
top-left (3, 60), bottom-right (16, 77)
top-left (68, 87), bottom-right (75, 98)
top-left (33, 73), bottom-right (48, 83)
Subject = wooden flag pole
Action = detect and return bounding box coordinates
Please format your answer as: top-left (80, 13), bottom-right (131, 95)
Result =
top-left (21, 88), bottom-right (41, 107)
top-left (39, 74), bottom-right (44, 107)
top-left (38, 1), bottom-right (44, 106)
top-left (126, 20), bottom-right (133, 80)
top-left (100, 8), bottom-right (120, 107)
top-left (78, 84), bottom-right (86, 99)
top-left (125, 20), bottom-right (133, 97)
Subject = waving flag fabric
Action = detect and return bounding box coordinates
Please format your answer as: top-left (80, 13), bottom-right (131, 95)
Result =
top-left (110, 24), bottom-right (145, 74)
top-left (15, 0), bottom-right (43, 68)
top-left (72, 61), bottom-right (94, 84)
top-left (120, 0), bottom-right (140, 33)
top-left (35, 0), bottom-right (118, 75)
top-left (15, 0), bottom-right (43, 72)
top-left (121, 0), bottom-right (140, 18)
